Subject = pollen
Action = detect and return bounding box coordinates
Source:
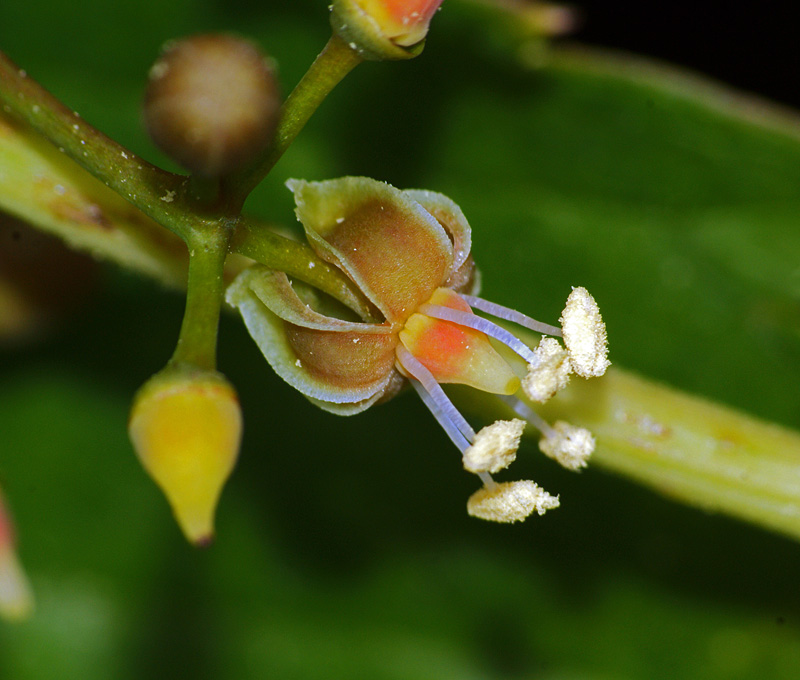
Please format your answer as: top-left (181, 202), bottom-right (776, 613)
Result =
top-left (462, 419), bottom-right (525, 474)
top-left (539, 420), bottom-right (595, 471)
top-left (522, 337), bottom-right (571, 402)
top-left (467, 480), bottom-right (560, 523)
top-left (560, 287), bottom-right (610, 378)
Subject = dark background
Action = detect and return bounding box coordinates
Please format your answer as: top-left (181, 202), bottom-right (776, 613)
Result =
top-left (577, 1), bottom-right (798, 107)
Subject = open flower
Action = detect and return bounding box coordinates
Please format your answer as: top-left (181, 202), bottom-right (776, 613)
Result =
top-left (227, 177), bottom-right (608, 521)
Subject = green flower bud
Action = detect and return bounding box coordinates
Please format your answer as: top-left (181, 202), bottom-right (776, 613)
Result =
top-left (143, 34), bottom-right (280, 177)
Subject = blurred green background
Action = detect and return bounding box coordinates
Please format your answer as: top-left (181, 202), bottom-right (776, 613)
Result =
top-left (2, 0), bottom-right (800, 677)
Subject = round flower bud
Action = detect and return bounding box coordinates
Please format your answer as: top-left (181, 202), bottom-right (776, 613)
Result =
top-left (143, 34), bottom-right (280, 177)
top-left (129, 366), bottom-right (242, 545)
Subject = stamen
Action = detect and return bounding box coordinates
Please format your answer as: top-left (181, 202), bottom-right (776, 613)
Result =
top-left (396, 344), bottom-right (476, 445)
top-left (462, 419), bottom-right (525, 474)
top-left (522, 337), bottom-right (571, 403)
top-left (539, 421), bottom-right (595, 470)
top-left (460, 295), bottom-right (563, 337)
top-left (408, 378), bottom-right (472, 453)
top-left (467, 480), bottom-right (560, 523)
top-left (560, 287), bottom-right (609, 378)
top-left (418, 303), bottom-right (538, 365)
top-left (499, 395), bottom-right (556, 439)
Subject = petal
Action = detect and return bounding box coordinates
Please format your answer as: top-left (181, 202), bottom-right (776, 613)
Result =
top-left (403, 189), bottom-right (471, 275)
top-left (398, 288), bottom-right (519, 394)
top-left (244, 266), bottom-right (392, 335)
top-left (226, 266), bottom-right (398, 407)
top-left (287, 177), bottom-right (453, 323)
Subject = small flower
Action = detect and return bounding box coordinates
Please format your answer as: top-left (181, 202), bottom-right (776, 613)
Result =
top-left (0, 490), bottom-right (34, 621)
top-left (129, 365), bottom-right (242, 545)
top-left (331, 0), bottom-right (443, 60)
top-left (226, 176), bottom-right (609, 521)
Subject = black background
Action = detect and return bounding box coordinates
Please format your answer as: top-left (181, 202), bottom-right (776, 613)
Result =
top-left (575, 1), bottom-right (799, 107)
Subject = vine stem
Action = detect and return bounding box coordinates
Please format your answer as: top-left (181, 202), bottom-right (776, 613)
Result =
top-left (227, 33), bottom-right (363, 204)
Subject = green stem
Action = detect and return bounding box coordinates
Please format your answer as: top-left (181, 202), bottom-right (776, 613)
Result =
top-left (171, 232), bottom-right (230, 370)
top-left (227, 33), bottom-right (363, 203)
top-left (0, 51), bottom-right (218, 242)
top-left (231, 218), bottom-right (377, 321)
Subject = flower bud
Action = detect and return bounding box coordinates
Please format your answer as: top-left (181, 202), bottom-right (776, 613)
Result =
top-left (128, 366), bottom-right (242, 545)
top-left (331, 0), bottom-right (443, 60)
top-left (0, 491), bottom-right (34, 621)
top-left (143, 34), bottom-right (280, 177)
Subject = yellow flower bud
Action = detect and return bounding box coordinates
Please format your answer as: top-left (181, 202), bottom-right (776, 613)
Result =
top-left (129, 367), bottom-right (242, 545)
top-left (143, 34), bottom-right (281, 177)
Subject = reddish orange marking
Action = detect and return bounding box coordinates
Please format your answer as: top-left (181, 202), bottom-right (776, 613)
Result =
top-left (381, 0), bottom-right (442, 23)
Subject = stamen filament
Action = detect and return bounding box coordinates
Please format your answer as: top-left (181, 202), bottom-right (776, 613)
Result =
top-left (396, 345), bottom-right (476, 443)
top-left (499, 395), bottom-right (556, 438)
top-left (408, 379), bottom-right (472, 452)
top-left (478, 471), bottom-right (496, 489)
top-left (461, 295), bottom-right (563, 337)
top-left (418, 304), bottom-right (538, 365)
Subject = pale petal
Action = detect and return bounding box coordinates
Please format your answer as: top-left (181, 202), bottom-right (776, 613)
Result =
top-left (403, 189), bottom-right (471, 275)
top-left (226, 268), bottom-right (398, 407)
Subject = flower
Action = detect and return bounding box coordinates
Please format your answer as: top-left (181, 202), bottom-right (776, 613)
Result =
top-left (0, 489), bottom-right (34, 621)
top-left (226, 176), bottom-right (609, 521)
top-left (330, 0), bottom-right (443, 60)
top-left (129, 365), bottom-right (242, 545)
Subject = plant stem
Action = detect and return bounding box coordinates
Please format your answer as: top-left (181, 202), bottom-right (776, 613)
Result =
top-left (171, 232), bottom-right (230, 370)
top-left (0, 51), bottom-right (218, 242)
top-left (231, 218), bottom-right (377, 321)
top-left (227, 33), bottom-right (363, 203)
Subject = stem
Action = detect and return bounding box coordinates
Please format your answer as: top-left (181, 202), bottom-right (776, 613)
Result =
top-left (171, 232), bottom-right (230, 370)
top-left (230, 218), bottom-right (378, 321)
top-left (227, 33), bottom-right (363, 203)
top-left (0, 51), bottom-right (217, 242)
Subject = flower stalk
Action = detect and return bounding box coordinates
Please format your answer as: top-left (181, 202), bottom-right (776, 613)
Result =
top-left (0, 51), bottom-right (206, 242)
top-left (227, 33), bottom-right (363, 203)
